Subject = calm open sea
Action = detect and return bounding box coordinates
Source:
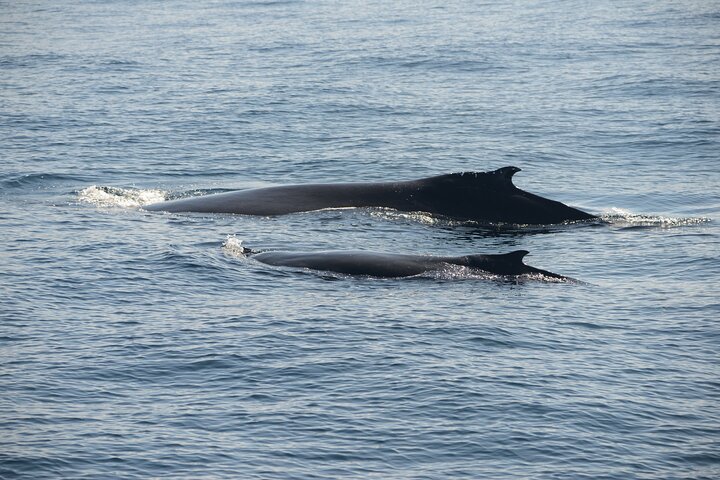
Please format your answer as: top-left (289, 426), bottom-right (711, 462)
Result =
top-left (2, 0), bottom-right (719, 478)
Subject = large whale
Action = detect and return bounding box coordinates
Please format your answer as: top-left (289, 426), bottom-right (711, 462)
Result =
top-left (145, 166), bottom-right (596, 225)
top-left (242, 247), bottom-right (567, 279)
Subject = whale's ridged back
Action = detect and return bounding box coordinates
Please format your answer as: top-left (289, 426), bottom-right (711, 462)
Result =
top-left (252, 251), bottom-right (432, 277)
top-left (146, 182), bottom-right (405, 215)
top-left (145, 166), bottom-right (594, 224)
top-left (248, 248), bottom-right (567, 279)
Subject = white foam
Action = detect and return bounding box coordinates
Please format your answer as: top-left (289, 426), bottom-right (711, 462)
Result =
top-left (427, 264), bottom-right (489, 280)
top-left (78, 185), bottom-right (167, 208)
top-left (425, 264), bottom-right (569, 283)
top-left (600, 207), bottom-right (711, 228)
top-left (369, 208), bottom-right (441, 226)
top-left (222, 235), bottom-right (248, 257)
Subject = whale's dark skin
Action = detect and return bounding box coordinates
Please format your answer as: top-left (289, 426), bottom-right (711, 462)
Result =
top-left (245, 248), bottom-right (567, 279)
top-left (145, 166), bottom-right (596, 225)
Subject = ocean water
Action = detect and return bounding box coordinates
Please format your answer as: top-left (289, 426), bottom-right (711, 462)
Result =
top-left (2, 0), bottom-right (719, 478)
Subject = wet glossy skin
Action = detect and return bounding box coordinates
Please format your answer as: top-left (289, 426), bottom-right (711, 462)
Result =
top-left (249, 249), bottom-right (566, 279)
top-left (146, 167), bottom-right (596, 225)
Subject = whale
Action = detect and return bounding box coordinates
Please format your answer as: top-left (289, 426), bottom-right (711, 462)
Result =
top-left (241, 247), bottom-right (568, 279)
top-left (145, 166), bottom-right (596, 225)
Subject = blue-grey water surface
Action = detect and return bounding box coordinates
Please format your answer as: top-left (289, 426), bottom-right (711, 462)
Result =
top-left (2, 0), bottom-right (719, 478)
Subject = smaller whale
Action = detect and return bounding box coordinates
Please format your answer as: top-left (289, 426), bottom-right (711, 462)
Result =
top-left (146, 167), bottom-right (596, 225)
top-left (241, 247), bottom-right (567, 279)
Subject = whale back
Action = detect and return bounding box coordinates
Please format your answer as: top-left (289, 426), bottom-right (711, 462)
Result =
top-left (251, 250), bottom-right (433, 277)
top-left (249, 248), bottom-right (567, 279)
top-left (145, 166), bottom-right (595, 224)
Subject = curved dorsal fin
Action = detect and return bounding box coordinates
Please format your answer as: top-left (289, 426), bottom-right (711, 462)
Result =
top-left (502, 249), bottom-right (530, 265)
top-left (452, 166), bottom-right (521, 179)
top-left (493, 166), bottom-right (522, 179)
top-left (423, 166), bottom-right (522, 188)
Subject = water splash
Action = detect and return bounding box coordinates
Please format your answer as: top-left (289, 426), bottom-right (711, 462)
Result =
top-left (222, 235), bottom-right (249, 257)
top-left (78, 185), bottom-right (167, 208)
top-left (368, 208), bottom-right (445, 226)
top-left (368, 207), bottom-right (603, 231)
top-left (600, 208), bottom-right (711, 228)
top-left (427, 264), bottom-right (571, 283)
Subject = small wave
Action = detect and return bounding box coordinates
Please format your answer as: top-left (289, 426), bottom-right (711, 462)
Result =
top-left (240, 0), bottom-right (302, 6)
top-left (564, 321), bottom-right (625, 330)
top-left (0, 173), bottom-right (86, 189)
top-left (600, 208), bottom-right (711, 228)
top-left (0, 52), bottom-right (67, 68)
top-left (77, 185), bottom-right (167, 208)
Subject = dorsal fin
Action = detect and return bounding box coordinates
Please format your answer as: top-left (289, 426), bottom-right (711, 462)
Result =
top-left (423, 166), bottom-right (521, 188)
top-left (502, 249), bottom-right (530, 265)
top-left (493, 166), bottom-right (521, 179)
top-left (450, 166), bottom-right (521, 179)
